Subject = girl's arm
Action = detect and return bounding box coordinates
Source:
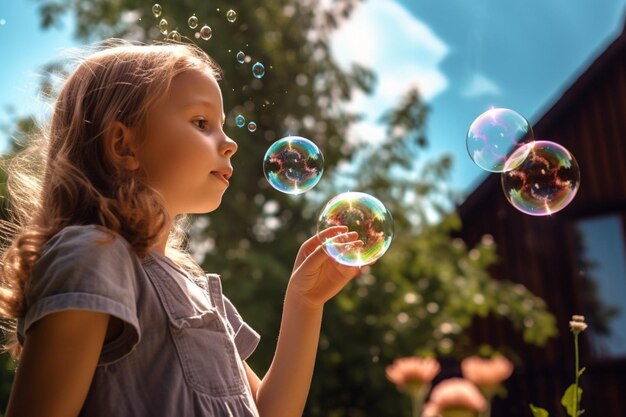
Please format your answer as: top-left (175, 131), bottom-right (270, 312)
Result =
top-left (252, 226), bottom-right (362, 417)
top-left (5, 310), bottom-right (110, 417)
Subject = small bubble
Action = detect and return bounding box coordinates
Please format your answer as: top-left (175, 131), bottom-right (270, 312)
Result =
top-left (152, 4), bottom-right (162, 18)
top-left (194, 32), bottom-right (200, 39)
top-left (236, 51), bottom-right (245, 64)
top-left (158, 18), bottom-right (168, 35)
top-left (247, 121), bottom-right (257, 132)
top-left (188, 15), bottom-right (198, 29)
top-left (235, 115), bottom-right (246, 128)
top-left (0, 19), bottom-right (5, 26)
top-left (252, 62), bottom-right (265, 79)
top-left (226, 9), bottom-right (237, 23)
top-left (167, 30), bottom-right (181, 42)
top-left (199, 25), bottom-right (212, 40)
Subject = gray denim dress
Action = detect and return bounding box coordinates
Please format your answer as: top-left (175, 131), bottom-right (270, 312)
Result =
top-left (17, 224), bottom-right (261, 416)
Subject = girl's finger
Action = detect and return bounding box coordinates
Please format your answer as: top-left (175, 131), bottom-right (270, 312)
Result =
top-left (298, 243), bottom-right (360, 276)
top-left (324, 231), bottom-right (360, 245)
top-left (298, 226), bottom-right (348, 253)
top-left (315, 225), bottom-right (350, 244)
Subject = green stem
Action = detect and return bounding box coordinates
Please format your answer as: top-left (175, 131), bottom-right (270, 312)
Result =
top-left (478, 391), bottom-right (493, 417)
top-left (573, 332), bottom-right (579, 417)
top-left (411, 394), bottom-right (422, 417)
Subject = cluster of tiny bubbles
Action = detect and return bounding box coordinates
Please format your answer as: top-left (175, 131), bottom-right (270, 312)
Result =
top-left (188, 15), bottom-right (198, 29)
top-left (247, 121), bottom-right (257, 132)
top-left (226, 9), bottom-right (238, 23)
top-left (158, 18), bottom-right (168, 35)
top-left (236, 51), bottom-right (246, 64)
top-left (167, 30), bottom-right (181, 42)
top-left (235, 115), bottom-right (246, 128)
top-left (252, 62), bottom-right (266, 79)
top-left (152, 4), bottom-right (162, 18)
top-left (501, 140), bottom-right (580, 216)
top-left (466, 108), bottom-right (534, 173)
top-left (263, 136), bottom-right (324, 194)
top-left (317, 192), bottom-right (394, 267)
top-left (200, 25), bottom-right (212, 40)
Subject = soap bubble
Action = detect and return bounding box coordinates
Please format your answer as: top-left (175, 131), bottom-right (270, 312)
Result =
top-left (152, 4), bottom-right (162, 18)
top-left (235, 115), bottom-right (246, 128)
top-left (188, 15), bottom-right (198, 29)
top-left (200, 25), bottom-right (212, 40)
top-left (236, 51), bottom-right (245, 64)
top-left (317, 192), bottom-right (394, 266)
top-left (226, 9), bottom-right (237, 23)
top-left (158, 19), bottom-right (168, 35)
top-left (467, 108), bottom-right (534, 172)
top-left (252, 62), bottom-right (266, 79)
top-left (501, 140), bottom-right (580, 216)
top-left (263, 136), bottom-right (324, 194)
top-left (247, 121), bottom-right (257, 132)
top-left (167, 30), bottom-right (181, 42)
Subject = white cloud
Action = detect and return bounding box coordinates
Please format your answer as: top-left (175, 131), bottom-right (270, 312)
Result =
top-left (330, 0), bottom-right (449, 143)
top-left (461, 73), bottom-right (501, 97)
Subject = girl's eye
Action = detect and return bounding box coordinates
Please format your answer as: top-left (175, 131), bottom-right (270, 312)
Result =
top-left (193, 119), bottom-right (208, 130)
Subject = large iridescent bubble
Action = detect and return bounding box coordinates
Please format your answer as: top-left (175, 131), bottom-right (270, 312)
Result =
top-left (263, 136), bottom-right (324, 194)
top-left (467, 108), bottom-right (534, 172)
top-left (501, 140), bottom-right (580, 216)
top-left (317, 192), bottom-right (394, 266)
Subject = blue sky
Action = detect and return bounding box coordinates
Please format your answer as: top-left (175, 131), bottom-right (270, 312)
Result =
top-left (1, 0), bottom-right (626, 195)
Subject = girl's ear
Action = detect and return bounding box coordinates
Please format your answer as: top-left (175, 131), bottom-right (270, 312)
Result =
top-left (105, 121), bottom-right (140, 171)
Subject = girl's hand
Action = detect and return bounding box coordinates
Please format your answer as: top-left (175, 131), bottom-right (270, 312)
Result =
top-left (287, 226), bottom-right (364, 309)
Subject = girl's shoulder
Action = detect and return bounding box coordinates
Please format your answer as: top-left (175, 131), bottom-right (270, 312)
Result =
top-left (34, 224), bottom-right (142, 281)
top-left (42, 224), bottom-right (134, 257)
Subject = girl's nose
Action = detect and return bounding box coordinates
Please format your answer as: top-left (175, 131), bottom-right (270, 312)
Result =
top-left (221, 135), bottom-right (238, 157)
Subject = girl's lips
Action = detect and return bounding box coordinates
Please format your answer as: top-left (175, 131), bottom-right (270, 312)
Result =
top-left (211, 167), bottom-right (233, 185)
top-left (211, 172), bottom-right (230, 185)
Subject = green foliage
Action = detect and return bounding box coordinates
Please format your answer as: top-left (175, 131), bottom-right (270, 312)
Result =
top-left (0, 352), bottom-right (16, 414)
top-left (0, 1), bottom-right (559, 416)
top-left (529, 404), bottom-right (549, 417)
top-left (561, 384), bottom-right (583, 417)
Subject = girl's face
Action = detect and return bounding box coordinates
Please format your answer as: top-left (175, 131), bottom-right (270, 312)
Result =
top-left (135, 69), bottom-right (238, 216)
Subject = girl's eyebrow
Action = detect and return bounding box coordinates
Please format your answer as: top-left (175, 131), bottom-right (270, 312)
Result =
top-left (183, 99), bottom-right (225, 125)
top-left (182, 99), bottom-right (215, 110)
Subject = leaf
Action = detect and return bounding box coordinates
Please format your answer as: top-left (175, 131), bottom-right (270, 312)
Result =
top-left (529, 403), bottom-right (550, 417)
top-left (578, 367), bottom-right (586, 378)
top-left (561, 384), bottom-right (583, 417)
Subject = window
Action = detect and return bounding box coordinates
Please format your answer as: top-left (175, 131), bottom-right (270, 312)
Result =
top-left (575, 214), bottom-right (626, 359)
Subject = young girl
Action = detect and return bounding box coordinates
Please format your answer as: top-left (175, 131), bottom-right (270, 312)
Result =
top-left (0, 39), bottom-right (362, 417)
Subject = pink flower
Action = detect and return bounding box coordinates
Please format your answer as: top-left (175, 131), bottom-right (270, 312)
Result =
top-left (421, 401), bottom-right (441, 417)
top-left (461, 355), bottom-right (514, 388)
top-left (386, 357), bottom-right (441, 393)
top-left (428, 378), bottom-right (487, 413)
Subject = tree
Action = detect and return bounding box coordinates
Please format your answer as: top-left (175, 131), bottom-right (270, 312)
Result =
top-left (0, 1), bottom-right (558, 416)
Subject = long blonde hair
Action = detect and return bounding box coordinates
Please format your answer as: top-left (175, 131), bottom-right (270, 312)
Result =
top-left (0, 39), bottom-right (219, 357)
